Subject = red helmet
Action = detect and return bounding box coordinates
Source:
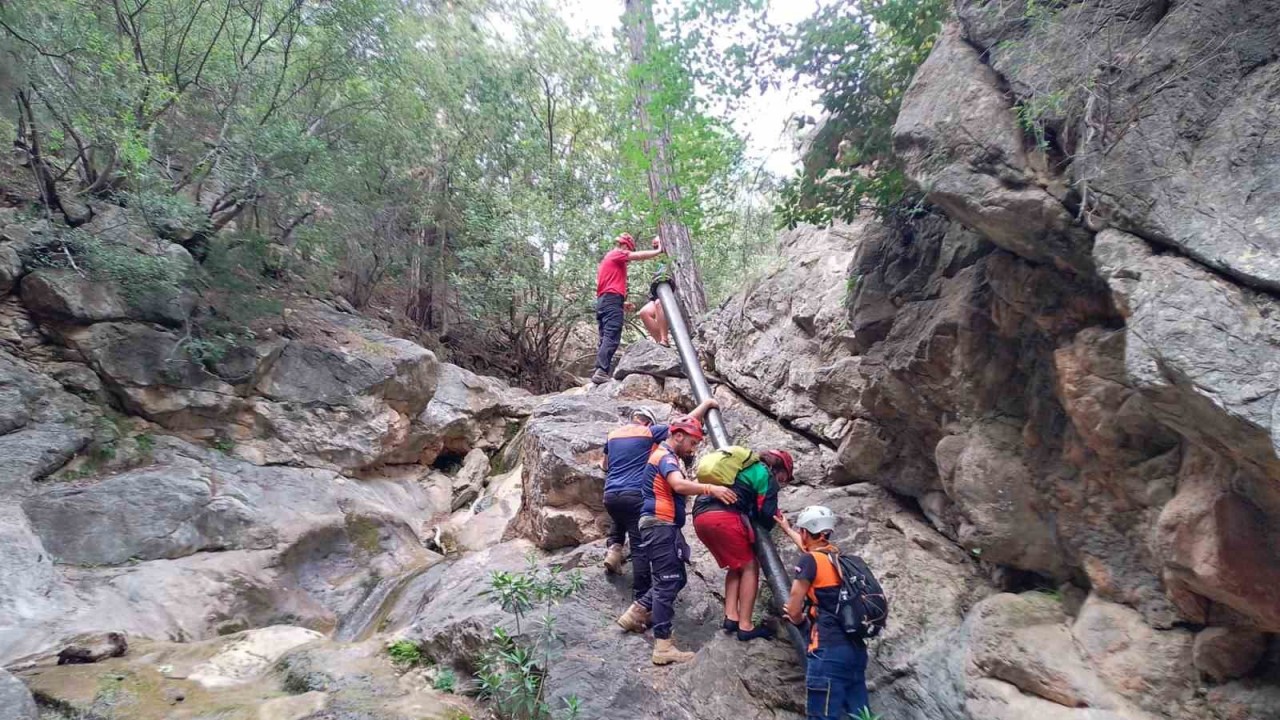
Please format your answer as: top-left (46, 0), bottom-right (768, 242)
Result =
top-left (764, 449), bottom-right (794, 481)
top-left (669, 416), bottom-right (704, 441)
top-left (617, 233), bottom-right (636, 251)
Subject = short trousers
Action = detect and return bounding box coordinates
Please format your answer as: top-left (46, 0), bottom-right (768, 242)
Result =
top-left (693, 511), bottom-right (755, 570)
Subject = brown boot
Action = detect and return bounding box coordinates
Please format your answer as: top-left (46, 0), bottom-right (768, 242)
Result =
top-left (651, 637), bottom-right (695, 665)
top-left (603, 544), bottom-right (625, 575)
top-left (616, 603), bottom-right (649, 633)
top-left (636, 605), bottom-right (652, 628)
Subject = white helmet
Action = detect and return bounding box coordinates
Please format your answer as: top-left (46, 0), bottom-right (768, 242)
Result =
top-left (632, 407), bottom-right (658, 425)
top-left (795, 505), bottom-right (838, 535)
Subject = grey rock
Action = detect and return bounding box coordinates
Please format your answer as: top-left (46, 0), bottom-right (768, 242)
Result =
top-left (893, 24), bottom-right (1092, 273)
top-left (701, 222), bottom-right (866, 443)
top-left (0, 244), bottom-right (21, 297)
top-left (402, 362), bottom-right (528, 465)
top-left (0, 424), bottom-right (91, 495)
top-left (48, 362), bottom-right (106, 402)
top-left (509, 405), bottom-right (615, 549)
top-left (1193, 626), bottom-right (1268, 682)
top-left (22, 464), bottom-right (269, 566)
top-left (612, 339), bottom-right (683, 380)
top-left (0, 668), bottom-right (38, 720)
top-left (961, 0), bottom-right (1280, 292)
top-left (449, 448), bottom-right (490, 512)
top-left (63, 321), bottom-right (240, 425)
top-left (21, 267), bottom-right (191, 327)
top-left (1094, 229), bottom-right (1280, 478)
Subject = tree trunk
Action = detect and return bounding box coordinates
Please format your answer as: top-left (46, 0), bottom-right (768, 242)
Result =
top-left (622, 0), bottom-right (708, 317)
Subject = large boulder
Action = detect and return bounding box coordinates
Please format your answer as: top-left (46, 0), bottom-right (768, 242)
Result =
top-left (509, 397), bottom-right (625, 549)
top-left (959, 0), bottom-right (1280, 292)
top-left (0, 244), bottom-right (23, 297)
top-left (398, 361), bottom-right (531, 466)
top-left (892, 24), bottom-right (1092, 274)
top-left (0, 668), bottom-right (37, 720)
top-left (701, 222), bottom-right (866, 444)
top-left (21, 267), bottom-right (191, 326)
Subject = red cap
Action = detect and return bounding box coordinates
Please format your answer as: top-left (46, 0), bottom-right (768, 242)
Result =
top-left (765, 449), bottom-right (794, 481)
top-left (669, 416), bottom-right (704, 441)
top-left (617, 233), bottom-right (635, 251)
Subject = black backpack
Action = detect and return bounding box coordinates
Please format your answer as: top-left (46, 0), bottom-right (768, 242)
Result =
top-left (824, 552), bottom-right (888, 640)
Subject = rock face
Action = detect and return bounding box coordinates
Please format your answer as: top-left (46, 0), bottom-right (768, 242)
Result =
top-left (0, 669), bottom-right (38, 720)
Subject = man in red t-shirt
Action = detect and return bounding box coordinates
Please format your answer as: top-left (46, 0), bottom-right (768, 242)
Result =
top-left (591, 233), bottom-right (665, 383)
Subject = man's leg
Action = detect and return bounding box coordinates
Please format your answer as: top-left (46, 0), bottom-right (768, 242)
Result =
top-left (639, 301), bottom-right (661, 343)
top-left (737, 560), bottom-right (761, 632)
top-left (595, 295), bottom-right (623, 376)
top-left (723, 569), bottom-right (742, 626)
top-left (653, 301), bottom-right (669, 345)
top-left (647, 525), bottom-right (694, 665)
top-left (603, 492), bottom-right (628, 574)
top-left (622, 492), bottom-right (651, 601)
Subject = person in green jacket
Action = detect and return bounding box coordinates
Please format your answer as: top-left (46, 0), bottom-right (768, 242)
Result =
top-left (690, 449), bottom-right (794, 641)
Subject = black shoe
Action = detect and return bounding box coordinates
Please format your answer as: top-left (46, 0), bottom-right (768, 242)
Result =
top-left (736, 625), bottom-right (774, 642)
top-left (722, 618), bottom-right (738, 634)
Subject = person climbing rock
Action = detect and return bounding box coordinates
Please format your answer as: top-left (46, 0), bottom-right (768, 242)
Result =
top-left (592, 233), bottom-right (665, 384)
top-left (691, 448), bottom-right (793, 642)
top-left (637, 269), bottom-right (670, 346)
top-left (778, 506), bottom-right (871, 720)
top-left (602, 397), bottom-right (720, 590)
top-left (615, 416), bottom-right (737, 665)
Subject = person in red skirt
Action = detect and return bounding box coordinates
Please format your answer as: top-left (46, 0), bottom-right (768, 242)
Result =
top-left (691, 449), bottom-right (794, 641)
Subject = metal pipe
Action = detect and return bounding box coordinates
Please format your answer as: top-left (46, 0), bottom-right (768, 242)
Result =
top-left (655, 281), bottom-right (729, 448)
top-left (655, 280), bottom-right (808, 664)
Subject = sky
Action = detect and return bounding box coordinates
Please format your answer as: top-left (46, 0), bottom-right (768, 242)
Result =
top-left (554, 0), bottom-right (822, 178)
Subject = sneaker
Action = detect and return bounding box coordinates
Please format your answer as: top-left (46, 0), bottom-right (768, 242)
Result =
top-left (590, 370), bottom-right (610, 384)
top-left (736, 625), bottom-right (775, 642)
top-left (721, 617), bottom-right (738, 634)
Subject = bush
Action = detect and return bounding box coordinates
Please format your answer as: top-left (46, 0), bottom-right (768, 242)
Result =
top-left (476, 558), bottom-right (585, 720)
top-left (387, 639), bottom-right (424, 667)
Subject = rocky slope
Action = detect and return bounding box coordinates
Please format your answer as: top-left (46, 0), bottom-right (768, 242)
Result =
top-left (3, 1), bottom-right (1280, 719)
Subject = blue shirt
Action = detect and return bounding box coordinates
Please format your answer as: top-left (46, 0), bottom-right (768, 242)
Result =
top-left (603, 422), bottom-right (669, 493)
top-left (641, 442), bottom-right (687, 526)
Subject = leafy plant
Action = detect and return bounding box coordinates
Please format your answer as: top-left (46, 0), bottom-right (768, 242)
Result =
top-left (434, 667), bottom-right (458, 693)
top-left (477, 558), bottom-right (585, 720)
top-left (387, 639), bottom-right (424, 667)
top-left (854, 708), bottom-right (882, 720)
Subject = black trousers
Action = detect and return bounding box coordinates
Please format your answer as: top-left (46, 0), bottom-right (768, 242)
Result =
top-left (595, 293), bottom-right (624, 374)
top-left (604, 490), bottom-right (649, 602)
top-left (636, 524), bottom-right (688, 640)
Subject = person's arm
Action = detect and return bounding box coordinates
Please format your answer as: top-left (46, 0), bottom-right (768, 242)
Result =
top-left (687, 398), bottom-right (718, 422)
top-left (666, 468), bottom-right (737, 504)
top-left (625, 248), bottom-right (664, 262)
top-left (626, 235), bottom-right (665, 262)
top-left (775, 512), bottom-right (804, 551)
top-left (784, 578), bottom-right (810, 625)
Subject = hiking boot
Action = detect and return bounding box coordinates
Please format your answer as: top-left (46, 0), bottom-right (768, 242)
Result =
top-left (590, 369), bottom-right (611, 384)
top-left (651, 637), bottom-right (695, 665)
top-left (616, 603), bottom-right (649, 633)
top-left (603, 544), bottom-right (626, 575)
top-left (637, 605), bottom-right (652, 627)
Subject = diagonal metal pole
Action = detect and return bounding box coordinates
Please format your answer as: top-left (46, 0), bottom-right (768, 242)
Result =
top-left (655, 280), bottom-right (809, 665)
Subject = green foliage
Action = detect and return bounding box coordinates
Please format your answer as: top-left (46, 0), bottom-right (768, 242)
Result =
top-left (433, 667), bottom-right (457, 693)
top-left (854, 708), bottom-right (883, 720)
top-left (211, 437), bottom-right (235, 455)
top-left (387, 639), bottom-right (424, 667)
top-left (774, 0), bottom-right (948, 225)
top-left (1015, 90), bottom-right (1068, 151)
top-left (478, 558), bottom-right (584, 720)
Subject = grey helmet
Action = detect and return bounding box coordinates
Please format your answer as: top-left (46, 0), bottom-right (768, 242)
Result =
top-left (795, 505), bottom-right (838, 535)
top-left (633, 407), bottom-right (658, 425)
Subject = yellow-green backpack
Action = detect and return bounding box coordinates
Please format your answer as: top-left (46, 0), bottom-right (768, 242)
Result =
top-left (695, 446), bottom-right (759, 486)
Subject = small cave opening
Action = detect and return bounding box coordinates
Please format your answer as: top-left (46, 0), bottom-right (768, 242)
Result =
top-left (431, 450), bottom-right (467, 474)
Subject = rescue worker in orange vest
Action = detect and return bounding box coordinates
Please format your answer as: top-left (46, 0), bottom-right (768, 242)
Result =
top-left (602, 398), bottom-right (720, 596)
top-left (778, 505), bottom-right (871, 720)
top-left (615, 416), bottom-right (737, 665)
